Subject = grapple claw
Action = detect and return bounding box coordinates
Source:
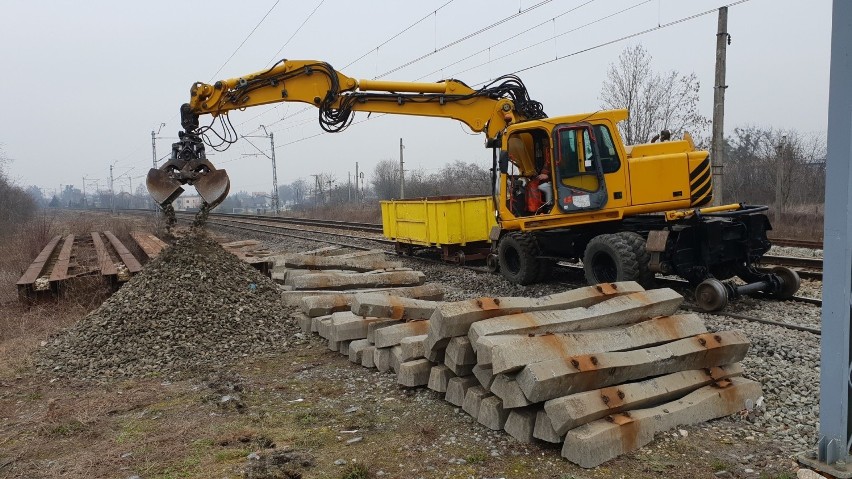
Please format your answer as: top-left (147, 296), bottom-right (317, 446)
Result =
top-left (194, 169), bottom-right (230, 208)
top-left (147, 130), bottom-right (230, 209)
top-left (146, 168), bottom-right (185, 207)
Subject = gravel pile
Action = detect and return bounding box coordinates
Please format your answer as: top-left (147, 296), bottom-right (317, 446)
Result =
top-left (703, 312), bottom-right (820, 453)
top-left (36, 232), bottom-right (296, 381)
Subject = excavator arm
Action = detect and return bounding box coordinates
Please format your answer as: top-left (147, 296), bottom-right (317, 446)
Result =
top-left (147, 59), bottom-right (545, 208)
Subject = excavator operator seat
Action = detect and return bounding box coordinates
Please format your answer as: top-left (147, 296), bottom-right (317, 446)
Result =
top-left (507, 136), bottom-right (532, 172)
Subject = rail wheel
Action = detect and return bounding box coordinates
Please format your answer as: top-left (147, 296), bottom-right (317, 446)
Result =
top-left (455, 250), bottom-right (466, 266)
top-left (582, 233), bottom-right (640, 285)
top-left (770, 266), bottom-right (801, 298)
top-left (695, 278), bottom-right (729, 311)
top-left (486, 253), bottom-right (499, 273)
top-left (498, 232), bottom-right (540, 285)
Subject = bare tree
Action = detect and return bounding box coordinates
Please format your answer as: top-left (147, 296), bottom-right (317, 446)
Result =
top-left (372, 159), bottom-right (400, 200)
top-left (291, 179), bottom-right (308, 205)
top-left (724, 126), bottom-right (825, 211)
top-left (600, 44), bottom-right (709, 145)
top-left (0, 144), bottom-right (36, 230)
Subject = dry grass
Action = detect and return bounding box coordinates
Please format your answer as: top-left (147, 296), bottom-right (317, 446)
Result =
top-left (0, 210), bottom-right (158, 376)
top-left (771, 210), bottom-right (824, 242)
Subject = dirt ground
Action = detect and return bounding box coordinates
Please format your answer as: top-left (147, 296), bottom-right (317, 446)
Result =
top-left (0, 211), bottom-right (803, 479)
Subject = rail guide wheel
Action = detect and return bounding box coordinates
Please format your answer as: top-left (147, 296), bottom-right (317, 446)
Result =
top-left (486, 253), bottom-right (499, 273)
top-left (695, 278), bottom-right (729, 312)
top-left (455, 250), bottom-right (466, 266)
top-left (770, 266), bottom-right (801, 298)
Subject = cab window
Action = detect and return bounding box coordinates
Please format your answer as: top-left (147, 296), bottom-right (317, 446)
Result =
top-left (592, 125), bottom-right (621, 174)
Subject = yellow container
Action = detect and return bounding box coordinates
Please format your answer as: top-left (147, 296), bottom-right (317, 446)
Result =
top-left (381, 195), bottom-right (497, 247)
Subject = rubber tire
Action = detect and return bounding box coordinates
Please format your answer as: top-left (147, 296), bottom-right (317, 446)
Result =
top-left (498, 233), bottom-right (541, 285)
top-left (583, 233), bottom-right (640, 285)
top-left (616, 231), bottom-right (655, 287)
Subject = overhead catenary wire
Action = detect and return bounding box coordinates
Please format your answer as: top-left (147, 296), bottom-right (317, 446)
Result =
top-left (208, 0), bottom-right (281, 83)
top-left (238, 0), bottom-right (458, 132)
top-left (507, 0), bottom-right (753, 78)
top-left (413, 0), bottom-right (603, 81)
top-left (376, 0), bottom-right (554, 79)
top-left (264, 0), bottom-right (753, 150)
top-left (155, 0), bottom-right (281, 142)
top-left (450, 0), bottom-right (653, 79)
top-left (265, 0), bottom-right (326, 67)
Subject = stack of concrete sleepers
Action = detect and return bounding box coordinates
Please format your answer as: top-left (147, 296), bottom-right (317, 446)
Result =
top-left (294, 278), bottom-right (761, 468)
top-left (274, 247), bottom-right (436, 308)
top-left (424, 282), bottom-right (761, 468)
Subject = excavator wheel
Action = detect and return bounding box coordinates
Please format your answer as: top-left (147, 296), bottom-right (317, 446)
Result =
top-left (582, 234), bottom-right (640, 285)
top-left (615, 231), bottom-right (655, 287)
top-left (695, 278), bottom-right (729, 311)
top-left (770, 266), bottom-right (801, 299)
top-left (497, 232), bottom-right (540, 285)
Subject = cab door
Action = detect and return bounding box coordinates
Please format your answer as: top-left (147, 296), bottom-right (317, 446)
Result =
top-left (552, 124), bottom-right (608, 213)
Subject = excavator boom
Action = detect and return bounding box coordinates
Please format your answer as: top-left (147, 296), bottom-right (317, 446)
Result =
top-left (147, 59), bottom-right (545, 208)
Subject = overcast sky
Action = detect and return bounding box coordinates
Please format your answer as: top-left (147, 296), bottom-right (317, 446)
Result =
top-left (0, 0), bottom-right (832, 198)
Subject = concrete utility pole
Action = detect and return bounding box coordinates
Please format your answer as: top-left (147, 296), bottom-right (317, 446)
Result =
top-left (775, 136), bottom-right (786, 226)
top-left (355, 161), bottom-right (359, 200)
top-left (311, 174), bottom-right (321, 205)
top-left (797, 1), bottom-right (852, 472)
top-left (348, 171), bottom-right (352, 202)
top-left (151, 123), bottom-right (165, 170)
top-left (399, 138), bottom-right (405, 199)
top-left (711, 6), bottom-right (729, 205)
top-left (109, 164), bottom-right (116, 214)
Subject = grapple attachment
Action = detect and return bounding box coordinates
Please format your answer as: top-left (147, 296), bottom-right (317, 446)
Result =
top-left (146, 131), bottom-right (230, 208)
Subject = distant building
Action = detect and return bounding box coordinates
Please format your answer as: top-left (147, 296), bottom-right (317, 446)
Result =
top-left (173, 195), bottom-right (204, 211)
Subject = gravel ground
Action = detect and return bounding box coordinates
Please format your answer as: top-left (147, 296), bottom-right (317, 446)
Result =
top-left (769, 245), bottom-right (823, 258)
top-left (208, 222), bottom-right (824, 466)
top-left (35, 231), bottom-right (298, 381)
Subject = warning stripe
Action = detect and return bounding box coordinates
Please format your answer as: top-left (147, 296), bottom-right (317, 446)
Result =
top-left (689, 157), bottom-right (712, 206)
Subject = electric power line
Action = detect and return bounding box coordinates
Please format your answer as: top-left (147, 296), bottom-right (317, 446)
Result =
top-left (266, 0), bottom-right (326, 66)
top-left (238, 0), bottom-right (458, 132)
top-left (376, 0), bottom-right (554, 79)
top-left (209, 0), bottom-right (281, 82)
top-left (506, 0), bottom-right (753, 79)
top-left (264, 0), bottom-right (753, 148)
top-left (450, 0), bottom-right (653, 79)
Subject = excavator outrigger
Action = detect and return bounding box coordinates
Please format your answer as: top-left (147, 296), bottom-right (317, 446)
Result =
top-left (148, 58), bottom-right (800, 310)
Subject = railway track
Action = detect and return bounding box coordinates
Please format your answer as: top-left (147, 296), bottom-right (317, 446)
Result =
top-left (169, 210), bottom-right (824, 336)
top-left (769, 237), bottom-right (824, 249)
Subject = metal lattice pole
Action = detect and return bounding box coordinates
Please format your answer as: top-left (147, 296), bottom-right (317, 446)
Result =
top-left (800, 0), bottom-right (852, 474)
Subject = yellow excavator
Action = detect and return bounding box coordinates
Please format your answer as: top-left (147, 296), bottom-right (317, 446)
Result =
top-left (147, 59), bottom-right (800, 310)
